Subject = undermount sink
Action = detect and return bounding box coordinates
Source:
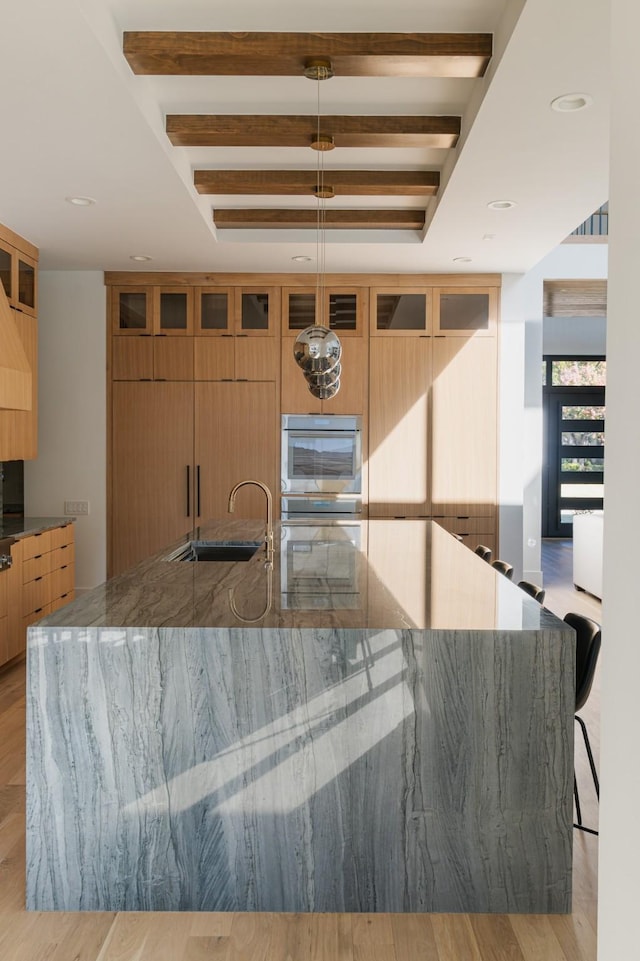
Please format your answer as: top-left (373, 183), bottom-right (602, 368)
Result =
top-left (168, 540), bottom-right (262, 562)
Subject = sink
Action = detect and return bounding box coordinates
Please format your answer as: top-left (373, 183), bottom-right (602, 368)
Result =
top-left (168, 540), bottom-right (262, 562)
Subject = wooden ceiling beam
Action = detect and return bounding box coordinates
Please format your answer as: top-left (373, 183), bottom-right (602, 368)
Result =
top-left (194, 169), bottom-right (440, 196)
top-left (213, 209), bottom-right (426, 230)
top-left (124, 32), bottom-right (492, 78)
top-left (167, 115), bottom-right (460, 149)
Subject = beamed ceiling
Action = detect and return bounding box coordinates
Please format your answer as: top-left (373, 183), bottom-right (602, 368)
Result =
top-left (0, 0), bottom-right (609, 273)
top-left (124, 32), bottom-right (483, 234)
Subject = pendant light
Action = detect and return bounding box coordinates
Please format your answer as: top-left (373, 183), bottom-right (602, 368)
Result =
top-left (293, 58), bottom-right (341, 400)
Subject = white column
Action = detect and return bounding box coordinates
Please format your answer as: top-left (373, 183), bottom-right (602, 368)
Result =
top-left (598, 1), bottom-right (640, 953)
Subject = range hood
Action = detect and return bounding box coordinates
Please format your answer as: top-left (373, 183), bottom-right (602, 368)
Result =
top-left (0, 283), bottom-right (31, 410)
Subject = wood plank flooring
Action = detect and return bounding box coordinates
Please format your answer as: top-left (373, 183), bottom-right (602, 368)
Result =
top-left (0, 539), bottom-right (600, 960)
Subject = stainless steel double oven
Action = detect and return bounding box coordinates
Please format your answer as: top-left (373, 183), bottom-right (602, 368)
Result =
top-left (280, 414), bottom-right (362, 518)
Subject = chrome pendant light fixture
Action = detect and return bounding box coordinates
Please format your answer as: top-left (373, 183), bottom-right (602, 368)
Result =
top-left (293, 58), bottom-right (341, 400)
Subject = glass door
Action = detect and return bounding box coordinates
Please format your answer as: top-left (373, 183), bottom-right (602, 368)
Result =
top-left (543, 358), bottom-right (605, 537)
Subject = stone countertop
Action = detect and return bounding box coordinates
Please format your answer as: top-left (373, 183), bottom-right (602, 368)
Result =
top-left (36, 517), bottom-right (562, 632)
top-left (0, 516), bottom-right (74, 539)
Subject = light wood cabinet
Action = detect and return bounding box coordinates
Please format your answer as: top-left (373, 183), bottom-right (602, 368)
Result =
top-left (0, 310), bottom-right (38, 459)
top-left (195, 336), bottom-right (278, 382)
top-left (111, 336), bottom-right (194, 381)
top-left (431, 337), bottom-right (497, 516)
top-left (0, 222), bottom-right (38, 461)
top-left (370, 287), bottom-right (432, 335)
top-left (433, 286), bottom-right (498, 336)
top-left (195, 381), bottom-right (277, 522)
top-left (0, 230), bottom-right (38, 316)
top-left (112, 286), bottom-right (194, 336)
top-left (368, 337), bottom-right (431, 517)
top-left (283, 287), bottom-right (366, 336)
top-left (0, 523), bottom-right (75, 668)
top-left (111, 382), bottom-right (195, 575)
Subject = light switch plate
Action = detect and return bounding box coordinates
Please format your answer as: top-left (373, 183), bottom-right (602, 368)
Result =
top-left (64, 500), bottom-right (89, 515)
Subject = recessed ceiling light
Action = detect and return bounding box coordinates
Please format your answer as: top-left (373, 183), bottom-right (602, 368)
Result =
top-left (292, 255), bottom-right (312, 263)
top-left (130, 255), bottom-right (152, 262)
top-left (453, 256), bottom-right (472, 263)
top-left (487, 199), bottom-right (517, 210)
top-left (65, 196), bottom-right (96, 206)
top-left (551, 92), bottom-right (593, 113)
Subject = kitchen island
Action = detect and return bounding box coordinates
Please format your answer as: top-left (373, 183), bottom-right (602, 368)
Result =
top-left (26, 519), bottom-right (575, 914)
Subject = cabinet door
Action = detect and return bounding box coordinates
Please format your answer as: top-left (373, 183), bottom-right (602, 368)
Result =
top-left (111, 287), bottom-right (153, 334)
top-left (236, 288), bottom-right (278, 335)
top-left (433, 287), bottom-right (497, 336)
top-left (111, 337), bottom-right (154, 380)
top-left (370, 288), bottom-right (431, 335)
top-left (283, 288), bottom-right (317, 333)
top-left (154, 287), bottom-right (194, 335)
top-left (280, 336), bottom-right (322, 414)
top-left (196, 288), bottom-right (234, 334)
top-left (111, 382), bottom-right (194, 576)
top-left (195, 381), bottom-right (277, 522)
top-left (0, 240), bottom-right (13, 304)
top-left (235, 336), bottom-right (278, 382)
top-left (16, 252), bottom-right (37, 316)
top-left (368, 337), bottom-right (431, 517)
top-left (194, 337), bottom-right (235, 380)
top-left (431, 337), bottom-right (497, 515)
top-left (320, 336), bottom-right (367, 416)
top-left (0, 311), bottom-right (37, 460)
top-left (154, 337), bottom-right (194, 380)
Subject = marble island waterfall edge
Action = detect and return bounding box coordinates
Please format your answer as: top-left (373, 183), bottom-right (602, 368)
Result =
top-left (25, 519), bottom-right (575, 914)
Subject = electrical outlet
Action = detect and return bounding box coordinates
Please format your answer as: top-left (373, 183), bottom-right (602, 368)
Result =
top-left (64, 500), bottom-right (89, 515)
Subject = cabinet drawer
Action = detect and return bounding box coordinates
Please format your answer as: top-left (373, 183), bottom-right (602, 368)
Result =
top-left (22, 573), bottom-right (53, 617)
top-left (23, 552), bottom-right (51, 584)
top-left (50, 564), bottom-right (74, 601)
top-left (50, 543), bottom-right (75, 571)
top-left (50, 524), bottom-right (74, 551)
top-left (23, 605), bottom-right (51, 633)
top-left (434, 515), bottom-right (496, 536)
top-left (21, 530), bottom-right (52, 560)
top-left (50, 591), bottom-right (75, 614)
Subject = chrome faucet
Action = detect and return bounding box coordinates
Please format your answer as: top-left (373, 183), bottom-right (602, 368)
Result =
top-left (227, 480), bottom-right (274, 566)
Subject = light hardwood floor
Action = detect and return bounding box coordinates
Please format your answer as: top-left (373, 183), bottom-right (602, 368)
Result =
top-left (0, 540), bottom-right (600, 960)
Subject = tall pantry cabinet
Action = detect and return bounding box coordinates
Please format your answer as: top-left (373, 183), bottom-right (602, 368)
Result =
top-left (108, 281), bottom-right (278, 576)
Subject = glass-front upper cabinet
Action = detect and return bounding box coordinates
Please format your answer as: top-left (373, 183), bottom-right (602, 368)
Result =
top-left (236, 288), bottom-right (279, 335)
top-left (195, 288), bottom-right (234, 335)
top-left (0, 241), bottom-right (12, 303)
top-left (433, 287), bottom-right (498, 336)
top-left (284, 287), bottom-right (363, 335)
top-left (0, 240), bottom-right (37, 315)
top-left (112, 286), bottom-right (194, 335)
top-left (155, 287), bottom-right (194, 335)
top-left (370, 288), bottom-right (431, 335)
top-left (112, 287), bottom-right (152, 334)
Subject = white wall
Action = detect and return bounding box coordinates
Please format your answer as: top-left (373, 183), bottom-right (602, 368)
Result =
top-left (24, 271), bottom-right (106, 589)
top-left (598, 2), bottom-right (640, 951)
top-left (511, 243), bottom-right (608, 581)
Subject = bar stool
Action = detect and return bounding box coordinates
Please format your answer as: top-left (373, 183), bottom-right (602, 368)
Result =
top-left (517, 580), bottom-right (546, 604)
top-left (564, 612), bottom-right (602, 836)
top-left (474, 545), bottom-right (492, 563)
top-left (492, 559), bottom-right (514, 580)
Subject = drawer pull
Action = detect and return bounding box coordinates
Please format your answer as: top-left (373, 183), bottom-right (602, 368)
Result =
top-left (34, 607), bottom-right (43, 614)
top-left (60, 593), bottom-right (68, 599)
top-left (61, 565), bottom-right (68, 570)
top-left (35, 576), bottom-right (42, 581)
top-left (34, 554), bottom-right (42, 559)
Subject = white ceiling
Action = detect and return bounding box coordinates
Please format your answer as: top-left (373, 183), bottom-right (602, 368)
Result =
top-left (0, 0), bottom-right (609, 274)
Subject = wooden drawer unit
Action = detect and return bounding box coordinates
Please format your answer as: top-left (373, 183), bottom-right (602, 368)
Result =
top-left (50, 564), bottom-right (74, 603)
top-left (50, 524), bottom-right (74, 551)
top-left (23, 551), bottom-right (51, 584)
top-left (23, 572), bottom-right (53, 618)
top-left (22, 529), bottom-right (52, 560)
